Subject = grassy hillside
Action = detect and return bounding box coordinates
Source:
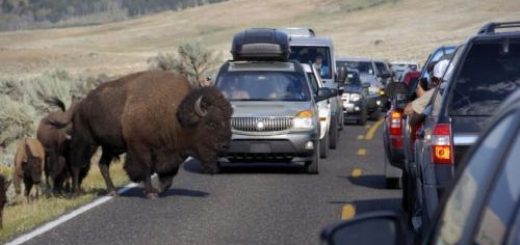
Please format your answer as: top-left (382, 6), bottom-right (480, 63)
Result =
top-left (0, 0), bottom-right (518, 79)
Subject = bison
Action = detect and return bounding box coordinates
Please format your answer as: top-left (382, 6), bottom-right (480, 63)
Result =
top-left (60, 71), bottom-right (232, 198)
top-left (37, 97), bottom-right (78, 193)
top-left (13, 138), bottom-right (45, 200)
top-left (0, 174), bottom-right (8, 229)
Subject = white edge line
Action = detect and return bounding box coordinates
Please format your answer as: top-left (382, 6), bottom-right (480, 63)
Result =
top-left (6, 183), bottom-right (139, 245)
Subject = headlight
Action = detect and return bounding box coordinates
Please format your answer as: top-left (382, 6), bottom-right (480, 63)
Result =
top-left (350, 93), bottom-right (361, 102)
top-left (293, 110), bottom-right (315, 129)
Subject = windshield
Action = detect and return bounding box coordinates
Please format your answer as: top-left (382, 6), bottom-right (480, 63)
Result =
top-left (346, 71), bottom-right (362, 86)
top-left (449, 41), bottom-right (520, 116)
top-left (216, 71), bottom-right (311, 102)
top-left (337, 61), bottom-right (374, 75)
top-left (289, 46), bottom-right (332, 79)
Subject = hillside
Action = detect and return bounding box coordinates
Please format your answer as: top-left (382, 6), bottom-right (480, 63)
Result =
top-left (0, 0), bottom-right (519, 78)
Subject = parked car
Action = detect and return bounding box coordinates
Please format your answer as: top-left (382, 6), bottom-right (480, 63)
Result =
top-left (340, 68), bottom-right (370, 125)
top-left (287, 31), bottom-right (345, 149)
top-left (408, 21), bottom-right (520, 230)
top-left (321, 86), bottom-right (520, 245)
top-left (336, 57), bottom-right (391, 119)
top-left (302, 63), bottom-right (333, 158)
top-left (215, 28), bottom-right (337, 174)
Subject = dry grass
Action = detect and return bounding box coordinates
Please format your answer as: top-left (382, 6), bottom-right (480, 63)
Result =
top-left (1, 0), bottom-right (519, 79)
top-left (0, 162), bottom-right (128, 242)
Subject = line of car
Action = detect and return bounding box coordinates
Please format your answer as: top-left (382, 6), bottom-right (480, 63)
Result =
top-left (323, 21), bottom-right (520, 245)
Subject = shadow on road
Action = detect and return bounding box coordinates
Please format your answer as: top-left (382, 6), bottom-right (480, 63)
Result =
top-left (337, 174), bottom-right (387, 190)
top-left (120, 187), bottom-right (209, 199)
top-left (183, 158), bottom-right (306, 175)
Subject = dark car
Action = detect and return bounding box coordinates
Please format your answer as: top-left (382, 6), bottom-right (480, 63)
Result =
top-left (409, 22), bottom-right (520, 229)
top-left (340, 69), bottom-right (370, 125)
top-left (321, 86), bottom-right (520, 245)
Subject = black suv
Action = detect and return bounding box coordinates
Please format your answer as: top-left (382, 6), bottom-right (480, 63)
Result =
top-left (410, 21), bottom-right (520, 229)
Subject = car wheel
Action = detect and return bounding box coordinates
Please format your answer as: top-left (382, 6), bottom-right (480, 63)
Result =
top-left (402, 171), bottom-right (412, 212)
top-left (329, 120), bottom-right (338, 149)
top-left (385, 177), bottom-right (401, 189)
top-left (320, 133), bottom-right (329, 159)
top-left (306, 141), bottom-right (319, 174)
top-left (358, 106), bottom-right (367, 125)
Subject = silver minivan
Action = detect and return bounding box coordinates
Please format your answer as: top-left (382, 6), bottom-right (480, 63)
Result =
top-left (214, 60), bottom-right (335, 173)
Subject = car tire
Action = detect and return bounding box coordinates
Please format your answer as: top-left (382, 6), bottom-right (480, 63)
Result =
top-left (385, 177), bottom-right (401, 189)
top-left (402, 171), bottom-right (412, 212)
top-left (306, 141), bottom-right (319, 174)
top-left (320, 133), bottom-right (329, 159)
top-left (329, 120), bottom-right (338, 150)
top-left (358, 106), bottom-right (367, 125)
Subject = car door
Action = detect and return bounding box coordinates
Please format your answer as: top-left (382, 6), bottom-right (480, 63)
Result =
top-left (425, 112), bottom-right (520, 245)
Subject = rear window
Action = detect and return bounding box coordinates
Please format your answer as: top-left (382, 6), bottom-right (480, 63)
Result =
top-left (448, 41), bottom-right (520, 116)
top-left (337, 61), bottom-right (375, 75)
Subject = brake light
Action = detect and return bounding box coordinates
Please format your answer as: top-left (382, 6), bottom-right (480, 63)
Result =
top-left (389, 111), bottom-right (402, 136)
top-left (431, 123), bottom-right (454, 165)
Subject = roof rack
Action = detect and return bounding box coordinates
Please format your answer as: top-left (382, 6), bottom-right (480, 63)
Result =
top-left (478, 21), bottom-right (520, 34)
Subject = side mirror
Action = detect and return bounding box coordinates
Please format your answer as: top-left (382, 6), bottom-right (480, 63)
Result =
top-left (378, 72), bottom-right (392, 79)
top-left (320, 212), bottom-right (411, 245)
top-left (316, 87), bottom-right (335, 101)
top-left (337, 66), bottom-right (347, 85)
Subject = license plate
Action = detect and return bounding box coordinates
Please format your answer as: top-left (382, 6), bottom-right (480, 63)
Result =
top-left (250, 143), bottom-right (271, 153)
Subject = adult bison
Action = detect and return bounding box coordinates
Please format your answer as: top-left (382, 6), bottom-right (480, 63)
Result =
top-left (37, 98), bottom-right (78, 193)
top-left (64, 71), bottom-right (232, 198)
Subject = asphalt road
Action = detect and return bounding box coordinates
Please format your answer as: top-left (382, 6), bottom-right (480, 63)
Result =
top-left (22, 119), bottom-right (401, 245)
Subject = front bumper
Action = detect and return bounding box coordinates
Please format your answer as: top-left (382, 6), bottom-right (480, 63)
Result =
top-left (219, 131), bottom-right (318, 164)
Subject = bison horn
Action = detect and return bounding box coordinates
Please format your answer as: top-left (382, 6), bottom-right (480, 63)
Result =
top-left (194, 96), bottom-right (207, 117)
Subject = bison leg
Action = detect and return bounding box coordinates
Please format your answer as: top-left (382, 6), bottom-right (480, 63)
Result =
top-left (156, 155), bottom-right (182, 193)
top-left (98, 150), bottom-right (117, 196)
top-left (127, 147), bottom-right (157, 199)
top-left (23, 178), bottom-right (33, 200)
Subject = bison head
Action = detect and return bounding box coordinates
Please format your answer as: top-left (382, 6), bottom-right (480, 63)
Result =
top-left (177, 86), bottom-right (233, 173)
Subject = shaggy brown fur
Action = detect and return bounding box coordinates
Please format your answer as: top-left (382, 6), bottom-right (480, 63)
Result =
top-left (0, 174), bottom-right (8, 229)
top-left (65, 70), bottom-right (232, 198)
top-left (13, 138), bottom-right (45, 200)
top-left (37, 98), bottom-right (78, 193)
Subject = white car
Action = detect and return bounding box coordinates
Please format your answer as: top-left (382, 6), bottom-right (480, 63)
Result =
top-left (302, 64), bottom-right (332, 159)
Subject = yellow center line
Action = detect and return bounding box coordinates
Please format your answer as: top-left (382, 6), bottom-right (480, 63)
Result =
top-left (351, 168), bottom-right (363, 178)
top-left (341, 204), bottom-right (356, 220)
top-left (364, 124), bottom-right (372, 129)
top-left (357, 148), bottom-right (367, 156)
top-left (364, 118), bottom-right (384, 140)
top-left (357, 135), bottom-right (365, 140)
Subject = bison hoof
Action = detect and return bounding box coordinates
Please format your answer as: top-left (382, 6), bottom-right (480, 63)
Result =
top-left (146, 192), bottom-right (159, 199)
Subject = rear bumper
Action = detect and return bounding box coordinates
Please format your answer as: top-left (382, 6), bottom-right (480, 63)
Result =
top-left (219, 132), bottom-right (318, 163)
top-left (342, 100), bottom-right (364, 118)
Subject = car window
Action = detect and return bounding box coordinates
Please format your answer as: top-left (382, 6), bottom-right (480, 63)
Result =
top-left (306, 72), bottom-right (319, 93)
top-left (448, 40), bottom-right (520, 116)
top-left (474, 130), bottom-right (520, 245)
top-left (375, 62), bottom-right (389, 74)
top-left (433, 115), bottom-right (516, 245)
top-left (289, 46), bottom-right (332, 79)
top-left (216, 71), bottom-right (311, 102)
top-left (337, 61), bottom-right (374, 75)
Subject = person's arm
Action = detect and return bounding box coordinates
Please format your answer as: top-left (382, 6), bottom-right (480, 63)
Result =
top-left (404, 102), bottom-right (414, 115)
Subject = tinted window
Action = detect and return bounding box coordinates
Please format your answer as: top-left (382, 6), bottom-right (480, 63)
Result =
top-left (337, 61), bottom-right (374, 75)
top-left (306, 72), bottom-right (319, 93)
top-left (449, 41), bottom-right (520, 116)
top-left (216, 71), bottom-right (311, 102)
top-left (375, 62), bottom-right (389, 75)
top-left (346, 71), bottom-right (362, 86)
top-left (474, 130), bottom-right (520, 245)
top-left (433, 115), bottom-right (515, 245)
top-left (289, 46), bottom-right (332, 79)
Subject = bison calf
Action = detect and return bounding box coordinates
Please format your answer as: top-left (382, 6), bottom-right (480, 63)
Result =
top-left (13, 138), bottom-right (45, 201)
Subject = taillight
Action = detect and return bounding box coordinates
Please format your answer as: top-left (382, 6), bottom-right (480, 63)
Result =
top-left (389, 111), bottom-right (402, 135)
top-left (431, 123), bottom-right (454, 165)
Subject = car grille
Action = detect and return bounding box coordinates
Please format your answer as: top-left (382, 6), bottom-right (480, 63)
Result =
top-left (231, 117), bottom-right (293, 132)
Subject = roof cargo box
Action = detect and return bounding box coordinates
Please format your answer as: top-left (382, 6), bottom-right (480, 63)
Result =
top-left (231, 28), bottom-right (290, 61)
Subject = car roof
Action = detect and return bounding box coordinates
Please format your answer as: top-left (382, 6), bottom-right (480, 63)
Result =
top-left (289, 36), bottom-right (332, 47)
top-left (301, 63), bottom-right (312, 73)
top-left (226, 61), bottom-right (297, 72)
top-left (336, 57), bottom-right (385, 63)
